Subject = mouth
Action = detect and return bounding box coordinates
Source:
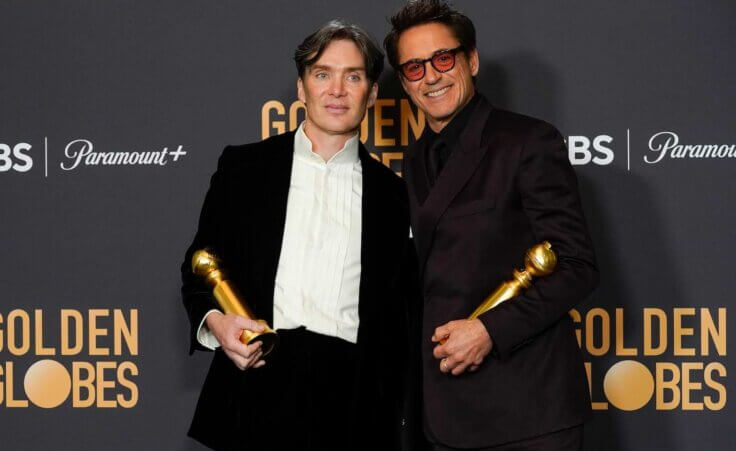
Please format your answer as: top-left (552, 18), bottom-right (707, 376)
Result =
top-left (425, 86), bottom-right (451, 98)
top-left (325, 104), bottom-right (349, 113)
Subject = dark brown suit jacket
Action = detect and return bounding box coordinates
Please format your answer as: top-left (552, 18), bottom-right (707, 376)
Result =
top-left (405, 96), bottom-right (597, 448)
top-left (181, 131), bottom-right (420, 450)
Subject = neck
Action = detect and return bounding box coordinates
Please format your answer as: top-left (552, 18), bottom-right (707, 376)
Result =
top-left (303, 120), bottom-right (357, 162)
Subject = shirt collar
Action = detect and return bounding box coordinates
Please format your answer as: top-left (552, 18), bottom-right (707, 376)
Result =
top-left (294, 122), bottom-right (360, 165)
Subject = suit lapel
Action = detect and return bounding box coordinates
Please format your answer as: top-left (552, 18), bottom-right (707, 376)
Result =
top-left (412, 97), bottom-right (494, 277)
top-left (357, 145), bottom-right (382, 343)
top-left (407, 135), bottom-right (431, 206)
top-left (243, 132), bottom-right (294, 325)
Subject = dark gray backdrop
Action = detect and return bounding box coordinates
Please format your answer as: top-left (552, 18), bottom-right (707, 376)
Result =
top-left (1, 1), bottom-right (734, 450)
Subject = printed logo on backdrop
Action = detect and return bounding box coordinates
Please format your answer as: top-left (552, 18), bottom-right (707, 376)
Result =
top-left (260, 99), bottom-right (619, 172)
top-left (645, 131), bottom-right (736, 164)
top-left (262, 100), bottom-right (736, 172)
top-left (0, 309), bottom-right (139, 409)
top-left (571, 307), bottom-right (727, 411)
top-left (567, 135), bottom-right (614, 166)
top-left (262, 98), bottom-right (423, 174)
top-left (566, 131), bottom-right (736, 168)
top-left (61, 139), bottom-right (187, 171)
top-left (0, 143), bottom-right (34, 172)
top-left (0, 139), bottom-right (187, 177)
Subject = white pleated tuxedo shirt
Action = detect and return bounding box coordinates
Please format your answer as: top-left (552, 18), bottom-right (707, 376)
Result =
top-left (197, 123), bottom-right (363, 348)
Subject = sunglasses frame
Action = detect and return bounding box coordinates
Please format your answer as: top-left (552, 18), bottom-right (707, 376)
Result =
top-left (398, 45), bottom-right (466, 81)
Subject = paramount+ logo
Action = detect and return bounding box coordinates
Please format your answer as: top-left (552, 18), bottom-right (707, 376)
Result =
top-left (0, 308), bottom-right (139, 409)
top-left (0, 139), bottom-right (188, 177)
top-left (572, 307), bottom-right (727, 411)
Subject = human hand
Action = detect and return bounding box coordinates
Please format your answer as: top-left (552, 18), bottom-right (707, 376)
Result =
top-left (206, 312), bottom-right (267, 371)
top-left (431, 319), bottom-right (492, 376)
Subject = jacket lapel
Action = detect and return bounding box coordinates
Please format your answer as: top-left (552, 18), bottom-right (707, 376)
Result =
top-left (357, 145), bottom-right (382, 343)
top-left (412, 97), bottom-right (494, 277)
top-left (243, 132), bottom-right (294, 325)
top-left (407, 135), bottom-right (431, 206)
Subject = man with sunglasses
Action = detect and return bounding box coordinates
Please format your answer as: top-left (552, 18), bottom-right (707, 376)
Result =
top-left (181, 20), bottom-right (418, 450)
top-left (384, 1), bottom-right (598, 450)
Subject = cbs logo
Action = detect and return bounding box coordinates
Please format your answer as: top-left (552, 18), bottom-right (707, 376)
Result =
top-left (0, 143), bottom-right (34, 172)
top-left (566, 135), bottom-right (614, 166)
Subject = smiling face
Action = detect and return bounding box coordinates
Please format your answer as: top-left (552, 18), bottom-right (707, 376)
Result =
top-left (396, 22), bottom-right (478, 132)
top-left (297, 39), bottom-right (378, 140)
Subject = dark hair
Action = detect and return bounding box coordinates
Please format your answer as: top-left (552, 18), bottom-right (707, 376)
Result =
top-left (384, 0), bottom-right (476, 70)
top-left (294, 19), bottom-right (384, 84)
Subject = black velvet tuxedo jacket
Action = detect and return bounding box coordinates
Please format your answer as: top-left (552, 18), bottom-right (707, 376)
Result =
top-left (404, 96), bottom-right (597, 448)
top-left (180, 131), bottom-right (419, 450)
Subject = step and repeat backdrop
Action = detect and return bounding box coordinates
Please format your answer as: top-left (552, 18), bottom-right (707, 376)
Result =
top-left (1, 1), bottom-right (734, 450)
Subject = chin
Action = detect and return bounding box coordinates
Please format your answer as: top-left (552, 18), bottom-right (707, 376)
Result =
top-left (427, 106), bottom-right (456, 122)
top-left (325, 124), bottom-right (358, 135)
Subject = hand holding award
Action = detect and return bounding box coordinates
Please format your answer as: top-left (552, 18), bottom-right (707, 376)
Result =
top-left (192, 249), bottom-right (279, 356)
top-left (438, 242), bottom-right (557, 347)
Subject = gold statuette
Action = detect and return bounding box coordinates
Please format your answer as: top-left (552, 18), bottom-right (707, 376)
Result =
top-left (192, 249), bottom-right (278, 356)
top-left (441, 242), bottom-right (557, 345)
top-left (469, 241), bottom-right (557, 319)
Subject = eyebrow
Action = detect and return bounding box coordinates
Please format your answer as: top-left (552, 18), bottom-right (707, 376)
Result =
top-left (310, 64), bottom-right (366, 73)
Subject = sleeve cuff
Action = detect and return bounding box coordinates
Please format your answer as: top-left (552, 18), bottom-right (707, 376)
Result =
top-left (196, 309), bottom-right (222, 350)
top-left (479, 311), bottom-right (505, 359)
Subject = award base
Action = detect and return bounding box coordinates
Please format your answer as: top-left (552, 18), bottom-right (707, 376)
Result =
top-left (240, 320), bottom-right (279, 356)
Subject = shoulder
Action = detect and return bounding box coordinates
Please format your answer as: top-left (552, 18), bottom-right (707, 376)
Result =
top-left (364, 152), bottom-right (406, 189)
top-left (484, 108), bottom-right (562, 144)
top-left (216, 132), bottom-right (294, 170)
top-left (362, 151), bottom-right (408, 207)
top-left (484, 110), bottom-right (572, 175)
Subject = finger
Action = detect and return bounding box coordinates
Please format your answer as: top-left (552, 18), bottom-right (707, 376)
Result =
top-left (242, 341), bottom-right (263, 359)
top-left (439, 358), bottom-right (450, 374)
top-left (432, 343), bottom-right (449, 359)
top-left (224, 335), bottom-right (252, 353)
top-left (253, 359), bottom-right (266, 369)
top-left (225, 340), bottom-right (261, 362)
top-left (445, 355), bottom-right (460, 369)
top-left (233, 316), bottom-right (266, 333)
top-left (245, 350), bottom-right (263, 369)
top-left (452, 361), bottom-right (471, 376)
top-left (441, 355), bottom-right (460, 374)
top-left (432, 324), bottom-right (450, 343)
top-left (469, 365), bottom-right (479, 372)
top-left (224, 349), bottom-right (249, 370)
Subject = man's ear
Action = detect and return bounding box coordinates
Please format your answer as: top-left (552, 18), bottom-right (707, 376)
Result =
top-left (468, 48), bottom-right (480, 77)
top-left (366, 82), bottom-right (379, 109)
top-left (297, 77), bottom-right (305, 103)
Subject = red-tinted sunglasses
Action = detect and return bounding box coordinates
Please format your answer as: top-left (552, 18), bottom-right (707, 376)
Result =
top-left (398, 45), bottom-right (465, 81)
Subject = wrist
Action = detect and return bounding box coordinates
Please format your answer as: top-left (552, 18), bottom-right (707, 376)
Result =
top-left (205, 310), bottom-right (224, 330)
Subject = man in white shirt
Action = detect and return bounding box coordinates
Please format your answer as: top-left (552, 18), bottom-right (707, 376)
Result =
top-left (181, 20), bottom-right (419, 450)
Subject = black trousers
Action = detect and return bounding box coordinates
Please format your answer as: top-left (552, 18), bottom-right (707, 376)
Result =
top-left (428, 425), bottom-right (583, 451)
top-left (237, 327), bottom-right (360, 451)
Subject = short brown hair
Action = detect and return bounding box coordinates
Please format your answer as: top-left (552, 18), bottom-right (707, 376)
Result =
top-left (294, 19), bottom-right (384, 84)
top-left (384, 0), bottom-right (476, 70)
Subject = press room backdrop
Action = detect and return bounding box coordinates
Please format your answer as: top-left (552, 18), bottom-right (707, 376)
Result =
top-left (1, 1), bottom-right (734, 450)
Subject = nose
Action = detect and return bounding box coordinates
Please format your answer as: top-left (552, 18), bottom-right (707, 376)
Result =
top-left (424, 61), bottom-right (441, 84)
top-left (330, 77), bottom-right (346, 97)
